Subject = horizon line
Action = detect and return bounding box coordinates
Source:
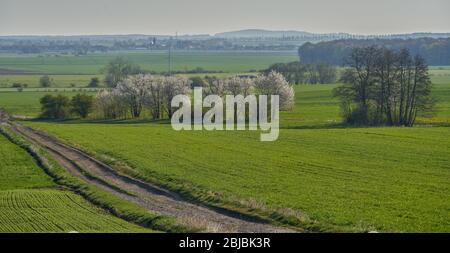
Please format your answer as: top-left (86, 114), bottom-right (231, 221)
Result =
top-left (1, 29), bottom-right (450, 37)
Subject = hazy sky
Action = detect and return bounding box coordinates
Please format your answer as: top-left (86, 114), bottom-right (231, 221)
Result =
top-left (1, 0), bottom-right (449, 35)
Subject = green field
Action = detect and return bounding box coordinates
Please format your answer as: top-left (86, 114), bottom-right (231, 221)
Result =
top-left (1, 51), bottom-right (449, 232)
top-left (0, 50), bottom-right (298, 75)
top-left (21, 79), bottom-right (450, 232)
top-left (25, 122), bottom-right (450, 232)
top-left (0, 134), bottom-right (55, 190)
top-left (0, 134), bottom-right (150, 232)
top-left (1, 79), bottom-right (448, 124)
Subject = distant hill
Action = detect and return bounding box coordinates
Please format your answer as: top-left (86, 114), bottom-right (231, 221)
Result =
top-left (2, 30), bottom-right (450, 41)
top-left (214, 29), bottom-right (450, 40)
top-left (214, 29), bottom-right (314, 38)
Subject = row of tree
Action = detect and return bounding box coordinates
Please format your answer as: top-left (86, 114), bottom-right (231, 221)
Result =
top-left (94, 71), bottom-right (295, 120)
top-left (40, 94), bottom-right (93, 119)
top-left (96, 75), bottom-right (192, 119)
top-left (87, 57), bottom-right (338, 90)
top-left (333, 46), bottom-right (434, 126)
top-left (298, 38), bottom-right (450, 65)
top-left (263, 62), bottom-right (337, 84)
top-left (11, 75), bottom-right (100, 89)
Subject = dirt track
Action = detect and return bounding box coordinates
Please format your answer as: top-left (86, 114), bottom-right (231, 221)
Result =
top-left (8, 121), bottom-right (295, 233)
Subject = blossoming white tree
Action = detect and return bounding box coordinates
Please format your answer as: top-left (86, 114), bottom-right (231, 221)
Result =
top-left (162, 76), bottom-right (192, 118)
top-left (94, 89), bottom-right (127, 119)
top-left (116, 74), bottom-right (152, 118)
top-left (144, 76), bottom-right (164, 119)
top-left (94, 71), bottom-right (294, 120)
top-left (207, 78), bottom-right (227, 97)
top-left (254, 71), bottom-right (295, 110)
top-left (225, 76), bottom-right (254, 97)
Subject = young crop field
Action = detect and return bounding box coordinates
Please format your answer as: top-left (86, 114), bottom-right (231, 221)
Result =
top-left (0, 134), bottom-right (150, 232)
top-left (0, 189), bottom-right (150, 233)
top-left (0, 134), bottom-right (55, 190)
top-left (0, 50), bottom-right (298, 75)
top-left (22, 78), bottom-right (450, 232)
top-left (24, 115), bottom-right (450, 233)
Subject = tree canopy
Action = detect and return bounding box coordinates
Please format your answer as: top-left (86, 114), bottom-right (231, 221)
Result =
top-left (299, 38), bottom-right (450, 65)
top-left (333, 46), bottom-right (434, 126)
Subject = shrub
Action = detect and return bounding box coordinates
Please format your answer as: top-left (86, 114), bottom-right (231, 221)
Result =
top-left (189, 76), bottom-right (208, 88)
top-left (39, 75), bottom-right (53, 87)
top-left (88, 77), bottom-right (100, 88)
top-left (40, 94), bottom-right (70, 119)
top-left (71, 94), bottom-right (94, 118)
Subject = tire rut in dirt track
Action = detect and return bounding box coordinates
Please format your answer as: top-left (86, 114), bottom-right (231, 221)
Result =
top-left (9, 122), bottom-right (296, 233)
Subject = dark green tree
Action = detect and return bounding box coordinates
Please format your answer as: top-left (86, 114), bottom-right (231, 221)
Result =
top-left (103, 57), bottom-right (141, 87)
top-left (40, 94), bottom-right (70, 119)
top-left (263, 61), bottom-right (337, 84)
top-left (39, 75), bottom-right (53, 87)
top-left (334, 46), bottom-right (434, 126)
top-left (88, 77), bottom-right (100, 88)
top-left (70, 93), bottom-right (93, 118)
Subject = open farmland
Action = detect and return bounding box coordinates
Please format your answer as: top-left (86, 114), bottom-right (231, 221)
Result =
top-left (0, 50), bottom-right (298, 75)
top-left (2, 0), bottom-right (450, 245)
top-left (0, 49), bottom-right (449, 233)
top-left (21, 77), bottom-right (450, 232)
top-left (24, 114), bottom-right (450, 232)
top-left (0, 134), bottom-right (150, 232)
